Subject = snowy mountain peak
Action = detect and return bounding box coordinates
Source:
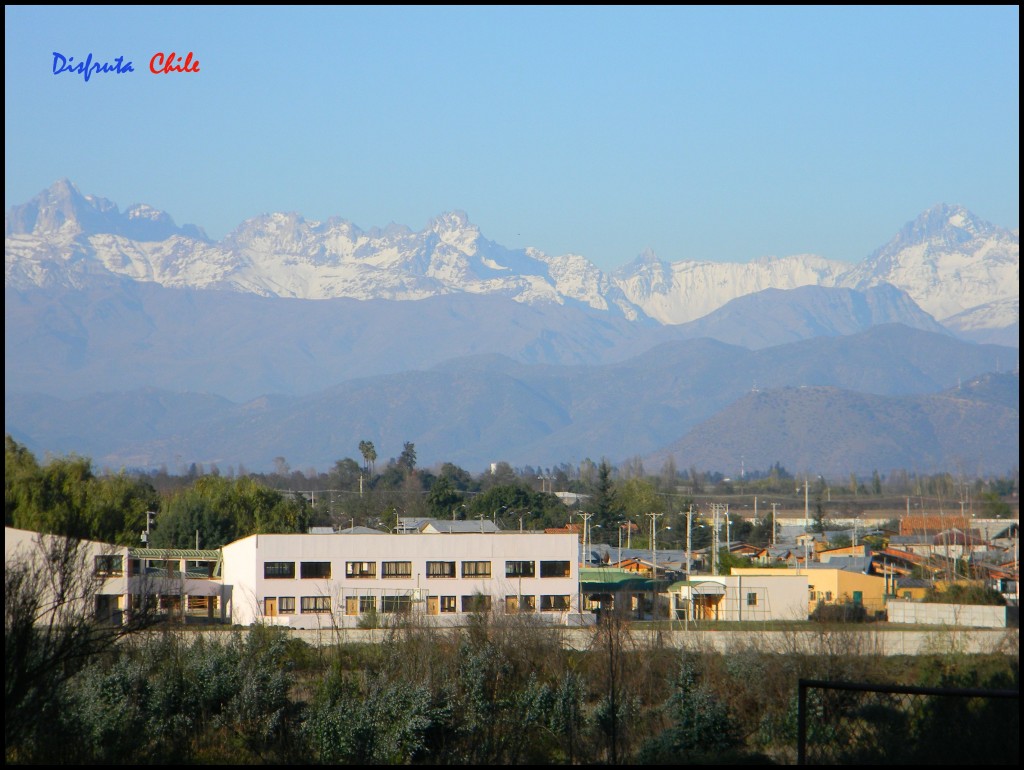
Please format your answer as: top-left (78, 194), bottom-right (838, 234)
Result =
top-left (428, 210), bottom-right (472, 231)
top-left (6, 178), bottom-right (97, 236)
top-left (840, 204), bottom-right (1019, 323)
top-left (886, 203), bottom-right (996, 252)
top-left (5, 179), bottom-right (207, 242)
top-left (4, 183), bottom-right (1018, 341)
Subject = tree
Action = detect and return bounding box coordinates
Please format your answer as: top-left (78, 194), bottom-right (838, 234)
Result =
top-left (358, 441), bottom-right (377, 475)
top-left (980, 491), bottom-right (1012, 519)
top-left (439, 462), bottom-right (475, 491)
top-left (5, 532), bottom-right (158, 761)
top-left (659, 456), bottom-right (678, 491)
top-left (5, 435), bottom-right (41, 525)
top-left (592, 460), bottom-right (620, 530)
top-left (272, 456), bottom-right (290, 477)
top-left (828, 534), bottom-right (853, 549)
top-left (5, 439), bottom-right (158, 546)
top-left (331, 458), bottom-right (362, 490)
top-left (716, 549), bottom-right (754, 575)
top-left (688, 465), bottom-right (705, 494)
top-left (398, 442), bottom-right (417, 473)
top-left (426, 476), bottom-right (462, 518)
top-left (617, 478), bottom-right (663, 522)
top-left (812, 492), bottom-right (828, 533)
top-left (635, 654), bottom-right (744, 764)
top-left (481, 461), bottom-right (517, 490)
top-left (152, 476), bottom-right (309, 549)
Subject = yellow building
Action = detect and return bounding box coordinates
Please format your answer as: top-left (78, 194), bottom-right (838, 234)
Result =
top-left (731, 567), bottom-right (886, 616)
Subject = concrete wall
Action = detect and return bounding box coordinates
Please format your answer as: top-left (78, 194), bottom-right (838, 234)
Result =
top-left (250, 626), bottom-right (1017, 656)
top-left (886, 600), bottom-right (1009, 628)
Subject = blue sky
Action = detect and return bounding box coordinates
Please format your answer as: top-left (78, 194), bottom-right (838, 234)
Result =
top-left (4, 6), bottom-right (1019, 270)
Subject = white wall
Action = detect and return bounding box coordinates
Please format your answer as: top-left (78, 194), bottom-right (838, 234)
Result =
top-left (674, 574), bottom-right (809, 622)
top-left (5, 526), bottom-right (131, 621)
top-left (886, 600), bottom-right (1008, 628)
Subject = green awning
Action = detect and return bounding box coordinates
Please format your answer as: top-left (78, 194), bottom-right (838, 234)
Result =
top-left (128, 548), bottom-right (221, 560)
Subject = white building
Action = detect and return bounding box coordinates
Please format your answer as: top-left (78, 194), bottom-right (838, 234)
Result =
top-left (669, 573), bottom-right (810, 622)
top-left (6, 526), bottom-right (582, 630)
top-left (4, 526), bottom-right (225, 624)
top-left (221, 530), bottom-right (581, 628)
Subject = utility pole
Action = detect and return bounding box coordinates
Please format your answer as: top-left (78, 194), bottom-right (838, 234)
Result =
top-left (711, 504), bottom-right (721, 576)
top-left (804, 478), bottom-right (810, 531)
top-left (647, 512), bottom-right (663, 618)
top-left (770, 503), bottom-right (779, 548)
top-left (686, 506), bottom-right (693, 582)
top-left (686, 505), bottom-right (693, 631)
top-left (725, 504), bottom-right (731, 555)
top-left (579, 511), bottom-right (594, 567)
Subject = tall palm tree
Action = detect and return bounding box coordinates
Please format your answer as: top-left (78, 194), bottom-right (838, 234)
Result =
top-left (358, 440), bottom-right (377, 475)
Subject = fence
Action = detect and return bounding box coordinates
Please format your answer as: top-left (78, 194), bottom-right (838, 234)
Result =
top-left (797, 678), bottom-right (1019, 764)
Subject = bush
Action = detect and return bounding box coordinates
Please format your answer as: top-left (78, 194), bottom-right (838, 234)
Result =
top-left (923, 581), bottom-right (1006, 606)
top-left (810, 600), bottom-right (868, 623)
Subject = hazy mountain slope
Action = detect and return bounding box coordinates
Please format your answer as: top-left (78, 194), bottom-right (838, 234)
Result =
top-left (671, 283), bottom-right (948, 348)
top-left (7, 278), bottom-right (963, 402)
top-left (6, 326), bottom-right (1015, 473)
top-left (646, 372), bottom-right (1019, 477)
top-left (4, 284), bottom-right (678, 402)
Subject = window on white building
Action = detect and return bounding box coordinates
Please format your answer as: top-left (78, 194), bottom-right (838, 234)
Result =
top-left (427, 561), bottom-right (456, 578)
top-left (382, 561), bottom-right (412, 578)
top-left (461, 561), bottom-right (491, 578)
top-left (300, 562), bottom-right (332, 579)
top-left (264, 561), bottom-right (296, 579)
top-left (300, 596), bottom-right (330, 613)
top-left (505, 560), bottom-right (535, 578)
top-left (346, 561), bottom-right (376, 578)
top-left (382, 595), bottom-right (412, 613)
top-left (461, 594), bottom-right (492, 612)
top-left (540, 595), bottom-right (570, 611)
top-left (540, 561), bottom-right (570, 578)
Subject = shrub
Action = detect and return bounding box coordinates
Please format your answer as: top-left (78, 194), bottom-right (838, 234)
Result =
top-left (923, 581), bottom-right (1006, 606)
top-left (810, 600), bottom-right (868, 623)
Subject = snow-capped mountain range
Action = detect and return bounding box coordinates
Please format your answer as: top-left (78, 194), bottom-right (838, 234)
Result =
top-left (5, 180), bottom-right (1019, 339)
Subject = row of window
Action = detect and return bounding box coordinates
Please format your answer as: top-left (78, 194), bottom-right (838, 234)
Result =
top-left (94, 555), bottom-right (217, 579)
top-left (262, 594), bottom-right (572, 616)
top-left (264, 560), bottom-right (570, 580)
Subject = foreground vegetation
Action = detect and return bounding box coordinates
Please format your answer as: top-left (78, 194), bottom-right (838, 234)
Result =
top-left (6, 612), bottom-right (1018, 765)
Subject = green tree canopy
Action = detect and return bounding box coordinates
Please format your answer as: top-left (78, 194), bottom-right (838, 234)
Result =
top-left (5, 437), bottom-right (158, 545)
top-left (152, 476), bottom-right (309, 549)
top-left (426, 475), bottom-right (463, 519)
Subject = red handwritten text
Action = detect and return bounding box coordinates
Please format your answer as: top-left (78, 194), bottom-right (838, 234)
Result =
top-left (149, 51), bottom-right (200, 74)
